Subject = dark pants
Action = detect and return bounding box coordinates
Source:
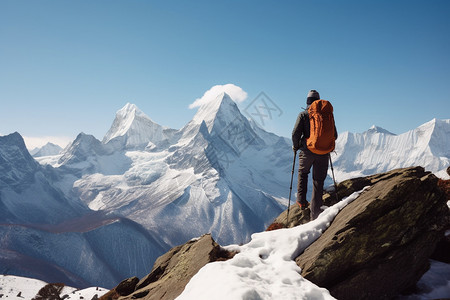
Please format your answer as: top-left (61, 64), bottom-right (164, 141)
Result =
top-left (297, 149), bottom-right (329, 220)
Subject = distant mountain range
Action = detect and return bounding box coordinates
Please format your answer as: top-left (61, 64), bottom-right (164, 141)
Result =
top-left (333, 118), bottom-right (450, 180)
top-left (0, 93), bottom-right (448, 288)
top-left (30, 142), bottom-right (63, 157)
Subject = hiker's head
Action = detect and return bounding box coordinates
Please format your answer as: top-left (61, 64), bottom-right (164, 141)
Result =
top-left (307, 90), bottom-right (320, 105)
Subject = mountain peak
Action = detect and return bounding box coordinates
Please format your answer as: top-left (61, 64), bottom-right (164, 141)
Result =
top-left (116, 103), bottom-right (146, 118)
top-left (176, 92), bottom-right (263, 153)
top-left (0, 132), bottom-right (39, 186)
top-left (192, 92), bottom-right (238, 126)
top-left (59, 133), bottom-right (107, 165)
top-left (103, 103), bottom-right (168, 149)
top-left (31, 142), bottom-right (63, 157)
top-left (366, 125), bottom-right (396, 135)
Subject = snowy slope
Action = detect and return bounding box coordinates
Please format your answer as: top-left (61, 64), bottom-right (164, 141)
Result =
top-left (333, 119), bottom-right (450, 181)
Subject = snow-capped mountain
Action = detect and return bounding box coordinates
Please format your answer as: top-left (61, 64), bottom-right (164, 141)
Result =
top-left (70, 94), bottom-right (291, 247)
top-left (55, 132), bottom-right (132, 179)
top-left (0, 132), bottom-right (85, 224)
top-left (1, 94), bottom-right (449, 290)
top-left (0, 133), bottom-right (169, 288)
top-left (0, 96), bottom-right (293, 288)
top-left (365, 125), bottom-right (396, 135)
top-left (30, 142), bottom-right (63, 157)
top-left (103, 103), bottom-right (176, 150)
top-left (333, 119), bottom-right (450, 180)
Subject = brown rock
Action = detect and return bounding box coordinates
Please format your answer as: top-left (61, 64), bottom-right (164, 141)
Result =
top-left (115, 277), bottom-right (139, 296)
top-left (118, 234), bottom-right (235, 300)
top-left (270, 203), bottom-right (311, 229)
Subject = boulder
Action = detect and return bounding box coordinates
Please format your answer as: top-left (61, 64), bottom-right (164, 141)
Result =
top-left (116, 277), bottom-right (139, 296)
top-left (432, 177), bottom-right (450, 263)
top-left (110, 234), bottom-right (235, 300)
top-left (294, 167), bottom-right (449, 300)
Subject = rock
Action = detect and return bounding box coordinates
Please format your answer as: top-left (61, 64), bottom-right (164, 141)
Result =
top-left (115, 277), bottom-right (139, 296)
top-left (432, 177), bottom-right (450, 263)
top-left (294, 167), bottom-right (449, 300)
top-left (437, 178), bottom-right (450, 201)
top-left (431, 234), bottom-right (450, 263)
top-left (270, 203), bottom-right (311, 228)
top-left (131, 290), bottom-right (149, 298)
top-left (114, 234), bottom-right (235, 300)
top-left (32, 283), bottom-right (65, 300)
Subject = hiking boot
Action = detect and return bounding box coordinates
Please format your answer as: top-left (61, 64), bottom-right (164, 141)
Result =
top-left (297, 201), bottom-right (309, 210)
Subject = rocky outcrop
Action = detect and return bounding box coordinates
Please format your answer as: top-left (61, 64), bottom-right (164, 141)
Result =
top-left (101, 234), bottom-right (236, 300)
top-left (294, 167), bottom-right (449, 300)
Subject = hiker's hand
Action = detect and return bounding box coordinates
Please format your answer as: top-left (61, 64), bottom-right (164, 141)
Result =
top-left (292, 146), bottom-right (298, 152)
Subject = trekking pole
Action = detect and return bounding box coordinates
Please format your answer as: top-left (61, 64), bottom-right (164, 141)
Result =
top-left (328, 153), bottom-right (339, 203)
top-left (286, 150), bottom-right (297, 227)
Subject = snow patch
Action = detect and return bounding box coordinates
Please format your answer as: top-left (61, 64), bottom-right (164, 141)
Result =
top-left (0, 275), bottom-right (108, 300)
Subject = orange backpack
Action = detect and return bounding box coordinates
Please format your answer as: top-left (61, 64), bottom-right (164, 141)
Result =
top-left (306, 99), bottom-right (336, 155)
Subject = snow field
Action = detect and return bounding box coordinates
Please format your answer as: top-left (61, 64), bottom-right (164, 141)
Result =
top-left (177, 188), bottom-right (368, 300)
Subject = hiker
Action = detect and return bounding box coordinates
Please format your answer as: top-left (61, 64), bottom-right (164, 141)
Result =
top-left (292, 90), bottom-right (337, 220)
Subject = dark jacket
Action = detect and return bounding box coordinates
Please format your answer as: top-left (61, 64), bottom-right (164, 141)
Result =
top-left (292, 108), bottom-right (338, 151)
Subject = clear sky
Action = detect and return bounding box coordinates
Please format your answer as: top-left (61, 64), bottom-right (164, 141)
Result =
top-left (1, 0), bottom-right (449, 149)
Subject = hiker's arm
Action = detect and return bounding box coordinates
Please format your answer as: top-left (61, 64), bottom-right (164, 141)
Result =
top-left (334, 124), bottom-right (338, 139)
top-left (292, 113), bottom-right (303, 150)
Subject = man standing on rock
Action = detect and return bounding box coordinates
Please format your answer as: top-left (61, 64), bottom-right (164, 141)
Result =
top-left (292, 90), bottom-right (337, 220)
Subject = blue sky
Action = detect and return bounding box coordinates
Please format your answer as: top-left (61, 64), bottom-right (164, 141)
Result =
top-left (1, 0), bottom-right (449, 148)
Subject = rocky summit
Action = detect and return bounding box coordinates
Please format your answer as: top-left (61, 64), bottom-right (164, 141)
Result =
top-left (101, 167), bottom-right (449, 299)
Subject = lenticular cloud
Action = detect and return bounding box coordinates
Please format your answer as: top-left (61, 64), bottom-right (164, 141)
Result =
top-left (189, 84), bottom-right (248, 109)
